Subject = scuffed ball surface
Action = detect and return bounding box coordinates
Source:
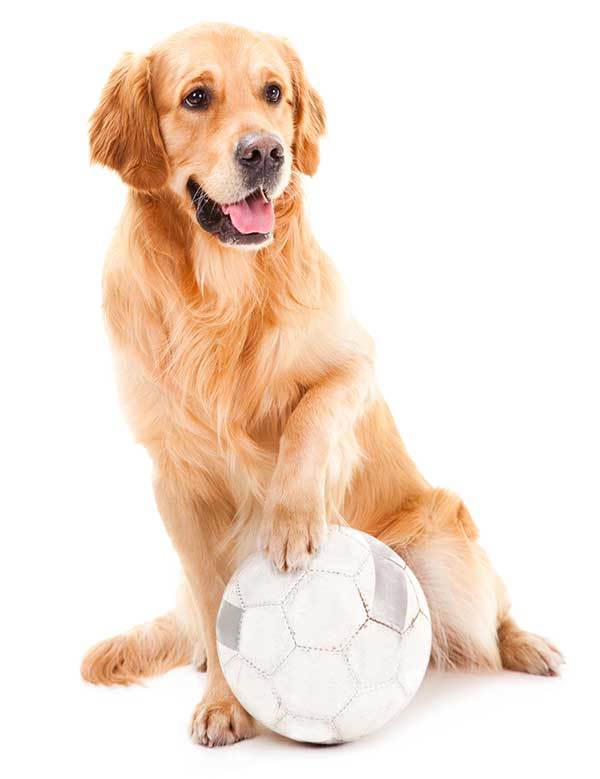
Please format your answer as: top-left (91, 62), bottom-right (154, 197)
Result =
top-left (217, 527), bottom-right (431, 743)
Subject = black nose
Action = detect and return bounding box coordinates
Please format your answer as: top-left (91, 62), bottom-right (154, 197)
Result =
top-left (236, 133), bottom-right (284, 174)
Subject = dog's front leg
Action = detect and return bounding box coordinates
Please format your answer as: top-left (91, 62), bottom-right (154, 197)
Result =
top-left (262, 352), bottom-right (374, 571)
top-left (154, 476), bottom-right (255, 747)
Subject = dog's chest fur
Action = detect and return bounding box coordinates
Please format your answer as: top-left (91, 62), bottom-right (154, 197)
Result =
top-left (112, 299), bottom-right (323, 502)
top-left (104, 197), bottom-right (352, 509)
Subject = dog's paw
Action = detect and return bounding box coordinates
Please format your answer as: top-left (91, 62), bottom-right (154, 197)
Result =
top-left (500, 628), bottom-right (564, 677)
top-left (261, 494), bottom-right (327, 571)
top-left (189, 696), bottom-right (255, 747)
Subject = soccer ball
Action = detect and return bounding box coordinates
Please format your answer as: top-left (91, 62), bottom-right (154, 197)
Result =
top-left (216, 526), bottom-right (431, 743)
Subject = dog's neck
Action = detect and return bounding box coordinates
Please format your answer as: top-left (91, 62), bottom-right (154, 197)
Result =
top-left (128, 176), bottom-right (323, 320)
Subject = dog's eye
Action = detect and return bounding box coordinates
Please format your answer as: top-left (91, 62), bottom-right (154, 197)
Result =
top-left (264, 83), bottom-right (282, 104)
top-left (183, 88), bottom-right (211, 110)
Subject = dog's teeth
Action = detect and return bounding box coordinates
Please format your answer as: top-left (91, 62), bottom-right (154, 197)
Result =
top-left (260, 188), bottom-right (270, 203)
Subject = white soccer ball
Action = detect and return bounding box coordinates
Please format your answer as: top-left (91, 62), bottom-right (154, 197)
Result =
top-left (216, 526), bottom-right (431, 743)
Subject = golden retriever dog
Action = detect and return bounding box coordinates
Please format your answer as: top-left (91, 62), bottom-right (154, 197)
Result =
top-left (81, 22), bottom-right (563, 747)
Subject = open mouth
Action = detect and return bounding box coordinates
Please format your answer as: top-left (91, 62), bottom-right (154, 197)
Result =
top-left (187, 179), bottom-right (275, 246)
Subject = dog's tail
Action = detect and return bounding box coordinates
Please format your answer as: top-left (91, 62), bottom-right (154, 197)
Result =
top-left (81, 611), bottom-right (192, 686)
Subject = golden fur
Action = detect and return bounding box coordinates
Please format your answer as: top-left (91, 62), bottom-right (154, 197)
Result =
top-left (81, 23), bottom-right (562, 747)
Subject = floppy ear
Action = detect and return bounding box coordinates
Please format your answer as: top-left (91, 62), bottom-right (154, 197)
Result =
top-left (286, 46), bottom-right (326, 176)
top-left (89, 53), bottom-right (170, 191)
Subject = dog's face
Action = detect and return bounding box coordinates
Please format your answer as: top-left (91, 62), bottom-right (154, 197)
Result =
top-left (156, 28), bottom-right (296, 248)
top-left (90, 24), bottom-right (325, 249)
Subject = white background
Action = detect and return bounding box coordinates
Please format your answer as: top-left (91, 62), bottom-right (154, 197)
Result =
top-left (1, 1), bottom-right (598, 776)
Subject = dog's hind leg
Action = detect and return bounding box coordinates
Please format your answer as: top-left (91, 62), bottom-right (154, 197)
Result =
top-left (80, 610), bottom-right (192, 686)
top-left (497, 614), bottom-right (563, 676)
top-left (375, 488), bottom-right (564, 675)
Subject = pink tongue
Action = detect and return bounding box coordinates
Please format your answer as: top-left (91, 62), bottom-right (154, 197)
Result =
top-left (222, 197), bottom-right (274, 234)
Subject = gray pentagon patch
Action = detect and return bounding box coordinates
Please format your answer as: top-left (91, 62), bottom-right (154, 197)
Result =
top-left (370, 552), bottom-right (408, 632)
top-left (216, 599), bottom-right (243, 651)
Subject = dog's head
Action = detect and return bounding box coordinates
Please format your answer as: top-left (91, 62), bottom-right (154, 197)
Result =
top-left (90, 24), bottom-right (325, 249)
